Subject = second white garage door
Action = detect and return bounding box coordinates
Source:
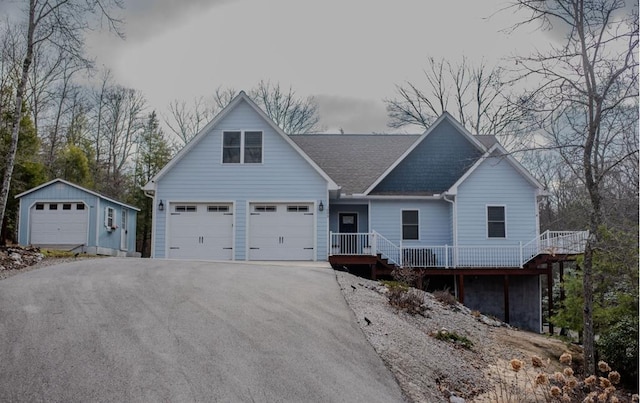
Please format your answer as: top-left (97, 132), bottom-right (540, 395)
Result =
top-left (248, 203), bottom-right (314, 260)
top-left (168, 203), bottom-right (233, 260)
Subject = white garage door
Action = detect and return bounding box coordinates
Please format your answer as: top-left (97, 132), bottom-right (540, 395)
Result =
top-left (248, 203), bottom-right (314, 260)
top-left (30, 202), bottom-right (88, 245)
top-left (168, 203), bottom-right (233, 260)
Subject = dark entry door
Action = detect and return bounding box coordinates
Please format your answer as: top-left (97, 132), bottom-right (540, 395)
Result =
top-left (339, 213), bottom-right (358, 233)
top-left (338, 213), bottom-right (359, 254)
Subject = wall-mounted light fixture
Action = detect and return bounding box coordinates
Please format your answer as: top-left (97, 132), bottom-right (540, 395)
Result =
top-left (318, 201), bottom-right (324, 212)
top-left (158, 200), bottom-right (164, 211)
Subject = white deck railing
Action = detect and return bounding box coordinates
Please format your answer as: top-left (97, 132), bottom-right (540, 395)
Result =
top-left (329, 230), bottom-right (589, 269)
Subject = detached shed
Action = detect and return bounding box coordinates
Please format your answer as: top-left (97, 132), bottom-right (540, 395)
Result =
top-left (15, 179), bottom-right (140, 257)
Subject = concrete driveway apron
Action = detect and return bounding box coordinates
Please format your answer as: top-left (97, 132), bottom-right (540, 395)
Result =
top-left (0, 259), bottom-right (405, 402)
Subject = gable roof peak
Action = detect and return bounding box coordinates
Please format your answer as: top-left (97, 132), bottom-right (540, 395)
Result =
top-left (143, 88), bottom-right (338, 191)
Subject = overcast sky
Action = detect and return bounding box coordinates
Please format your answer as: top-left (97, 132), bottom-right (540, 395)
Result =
top-left (82, 0), bottom-right (554, 134)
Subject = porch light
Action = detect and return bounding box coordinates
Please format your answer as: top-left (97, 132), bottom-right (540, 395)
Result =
top-left (158, 200), bottom-right (164, 211)
top-left (318, 201), bottom-right (324, 212)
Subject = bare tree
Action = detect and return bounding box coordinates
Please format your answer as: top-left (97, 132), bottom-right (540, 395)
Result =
top-left (165, 82), bottom-right (322, 147)
top-left (0, 0), bottom-right (124, 237)
top-left (385, 57), bottom-right (531, 148)
top-left (100, 86), bottom-right (146, 196)
top-left (164, 87), bottom-right (238, 146)
top-left (249, 80), bottom-right (322, 134)
top-left (508, 0), bottom-right (638, 374)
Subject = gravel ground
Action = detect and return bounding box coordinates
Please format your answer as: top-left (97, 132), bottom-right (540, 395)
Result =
top-left (334, 270), bottom-right (581, 403)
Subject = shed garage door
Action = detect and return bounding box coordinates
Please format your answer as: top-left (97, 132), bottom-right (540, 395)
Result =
top-left (30, 202), bottom-right (88, 245)
top-left (248, 203), bottom-right (314, 260)
top-left (168, 203), bottom-right (233, 260)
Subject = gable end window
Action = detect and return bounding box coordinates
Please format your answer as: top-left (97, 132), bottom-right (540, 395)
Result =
top-left (402, 210), bottom-right (419, 240)
top-left (223, 131), bottom-right (262, 164)
top-left (487, 206), bottom-right (506, 238)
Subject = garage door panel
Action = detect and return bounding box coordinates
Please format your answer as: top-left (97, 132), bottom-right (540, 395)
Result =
top-left (248, 203), bottom-right (314, 261)
top-left (168, 204), bottom-right (233, 260)
top-left (30, 203), bottom-right (88, 245)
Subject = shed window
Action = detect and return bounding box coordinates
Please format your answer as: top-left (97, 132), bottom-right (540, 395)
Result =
top-left (77, 203), bottom-right (85, 210)
top-left (35, 203), bottom-right (44, 210)
top-left (223, 131), bottom-right (262, 164)
top-left (63, 204), bottom-right (72, 210)
top-left (402, 210), bottom-right (419, 240)
top-left (105, 207), bottom-right (115, 228)
top-left (49, 204), bottom-right (58, 210)
top-left (487, 206), bottom-right (506, 238)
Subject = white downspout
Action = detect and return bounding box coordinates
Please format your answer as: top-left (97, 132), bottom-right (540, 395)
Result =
top-left (443, 193), bottom-right (457, 254)
top-left (443, 193), bottom-right (457, 297)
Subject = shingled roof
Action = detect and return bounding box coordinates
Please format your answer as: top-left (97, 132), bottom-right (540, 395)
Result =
top-left (290, 134), bottom-right (420, 195)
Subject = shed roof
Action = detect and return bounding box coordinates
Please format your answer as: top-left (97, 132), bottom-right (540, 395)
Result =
top-left (15, 178), bottom-right (140, 211)
top-left (290, 134), bottom-right (420, 195)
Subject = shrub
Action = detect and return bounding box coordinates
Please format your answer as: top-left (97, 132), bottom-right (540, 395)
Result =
top-left (433, 289), bottom-right (457, 306)
top-left (432, 328), bottom-right (473, 350)
top-left (487, 352), bottom-right (639, 403)
top-left (597, 316), bottom-right (639, 390)
top-left (386, 285), bottom-right (427, 316)
top-left (391, 266), bottom-right (421, 287)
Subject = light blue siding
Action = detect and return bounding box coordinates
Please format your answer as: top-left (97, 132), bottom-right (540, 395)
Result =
top-left (17, 181), bottom-right (138, 254)
top-left (369, 200), bottom-right (452, 246)
top-left (154, 101), bottom-right (329, 260)
top-left (456, 156), bottom-right (538, 246)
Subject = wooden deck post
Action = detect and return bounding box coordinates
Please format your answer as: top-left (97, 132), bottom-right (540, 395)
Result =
top-left (547, 263), bottom-right (554, 335)
top-left (457, 274), bottom-right (464, 304)
top-left (503, 275), bottom-right (510, 324)
top-left (370, 264), bottom-right (377, 280)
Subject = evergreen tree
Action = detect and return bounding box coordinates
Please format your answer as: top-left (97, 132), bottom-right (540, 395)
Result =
top-left (132, 111), bottom-right (173, 256)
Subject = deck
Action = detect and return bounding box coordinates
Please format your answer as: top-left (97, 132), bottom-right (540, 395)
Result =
top-left (329, 230), bottom-right (588, 272)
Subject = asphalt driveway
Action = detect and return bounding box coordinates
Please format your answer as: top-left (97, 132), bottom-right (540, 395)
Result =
top-left (0, 259), bottom-right (405, 402)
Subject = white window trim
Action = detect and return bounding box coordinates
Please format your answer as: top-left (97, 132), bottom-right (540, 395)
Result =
top-left (486, 204), bottom-right (507, 239)
top-left (401, 209), bottom-right (420, 241)
top-left (222, 130), bottom-right (263, 164)
top-left (105, 206), bottom-right (116, 231)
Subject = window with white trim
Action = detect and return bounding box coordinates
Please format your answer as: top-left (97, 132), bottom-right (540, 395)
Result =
top-left (487, 206), bottom-right (506, 238)
top-left (105, 207), bottom-right (115, 229)
top-left (223, 131), bottom-right (262, 164)
top-left (402, 210), bottom-right (419, 240)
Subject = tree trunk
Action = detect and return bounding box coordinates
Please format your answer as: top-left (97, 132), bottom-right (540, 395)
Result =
top-left (0, 0), bottom-right (36, 233)
top-left (582, 234), bottom-right (596, 375)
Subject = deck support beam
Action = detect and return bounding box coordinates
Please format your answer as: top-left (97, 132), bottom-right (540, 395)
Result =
top-left (457, 275), bottom-right (465, 304)
top-left (503, 275), bottom-right (510, 324)
top-left (547, 263), bottom-right (554, 335)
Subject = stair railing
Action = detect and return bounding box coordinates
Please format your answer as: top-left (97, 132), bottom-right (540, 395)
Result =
top-left (372, 230), bottom-right (401, 266)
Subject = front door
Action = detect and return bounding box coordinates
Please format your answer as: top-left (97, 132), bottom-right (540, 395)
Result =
top-left (120, 208), bottom-right (128, 251)
top-left (339, 213), bottom-right (358, 233)
top-left (338, 213), bottom-right (359, 254)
